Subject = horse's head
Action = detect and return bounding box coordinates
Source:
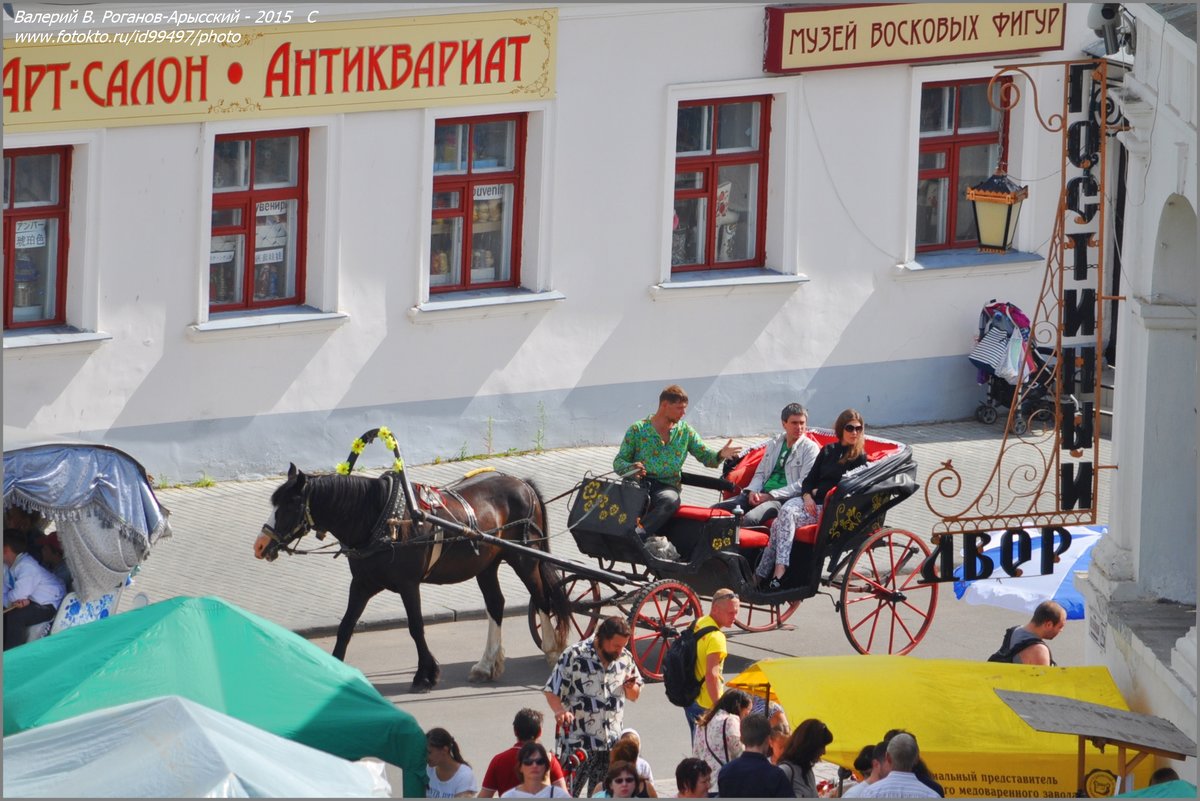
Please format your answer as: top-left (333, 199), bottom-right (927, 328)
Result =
top-left (254, 463), bottom-right (313, 561)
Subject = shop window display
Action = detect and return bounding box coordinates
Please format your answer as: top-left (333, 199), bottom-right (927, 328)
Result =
top-left (916, 78), bottom-right (1009, 252)
top-left (3, 147), bottom-right (70, 328)
top-left (430, 115), bottom-right (525, 292)
top-left (672, 96), bottom-right (770, 272)
top-left (210, 130), bottom-right (306, 310)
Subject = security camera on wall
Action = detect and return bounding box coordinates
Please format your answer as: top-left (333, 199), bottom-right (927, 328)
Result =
top-left (1088, 3), bottom-right (1134, 56)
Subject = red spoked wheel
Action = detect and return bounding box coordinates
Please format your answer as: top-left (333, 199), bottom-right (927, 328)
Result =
top-left (839, 528), bottom-right (938, 655)
top-left (529, 573), bottom-right (603, 649)
top-left (733, 599), bottom-right (803, 632)
top-left (627, 579), bottom-right (703, 681)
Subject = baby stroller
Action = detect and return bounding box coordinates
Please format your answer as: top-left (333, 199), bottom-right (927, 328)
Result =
top-left (969, 300), bottom-right (1071, 435)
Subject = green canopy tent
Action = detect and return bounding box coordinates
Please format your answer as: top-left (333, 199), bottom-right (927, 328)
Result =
top-left (3, 595), bottom-right (428, 797)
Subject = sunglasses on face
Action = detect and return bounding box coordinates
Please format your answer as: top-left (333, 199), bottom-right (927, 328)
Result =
top-left (843, 424), bottom-right (864, 432)
top-left (522, 758), bottom-right (548, 767)
top-left (612, 777), bottom-right (637, 784)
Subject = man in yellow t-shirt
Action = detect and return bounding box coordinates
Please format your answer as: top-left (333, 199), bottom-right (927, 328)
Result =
top-left (686, 588), bottom-right (741, 736)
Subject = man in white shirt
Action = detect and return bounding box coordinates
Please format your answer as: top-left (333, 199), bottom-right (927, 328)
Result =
top-left (3, 530), bottom-right (66, 649)
top-left (714, 403), bottom-right (819, 527)
top-left (860, 734), bottom-right (939, 798)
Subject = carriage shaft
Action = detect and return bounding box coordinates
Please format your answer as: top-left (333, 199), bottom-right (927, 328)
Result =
top-left (412, 509), bottom-right (631, 587)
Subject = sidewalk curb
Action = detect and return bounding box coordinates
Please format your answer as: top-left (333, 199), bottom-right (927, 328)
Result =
top-left (294, 603), bottom-right (531, 640)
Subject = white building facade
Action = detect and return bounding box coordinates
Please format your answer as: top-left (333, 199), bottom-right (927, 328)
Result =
top-left (3, 2), bottom-right (1095, 480)
top-left (1078, 2), bottom-right (1198, 781)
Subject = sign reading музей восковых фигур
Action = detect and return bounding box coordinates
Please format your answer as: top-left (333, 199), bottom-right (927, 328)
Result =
top-left (763, 2), bottom-right (1065, 73)
top-left (2, 7), bottom-right (556, 133)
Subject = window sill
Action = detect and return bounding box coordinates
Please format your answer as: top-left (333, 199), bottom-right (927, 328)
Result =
top-left (896, 248), bottom-right (1042, 280)
top-left (3, 327), bottom-right (112, 355)
top-left (650, 268), bottom-right (808, 300)
top-left (186, 306), bottom-right (349, 342)
top-left (408, 288), bottom-right (565, 323)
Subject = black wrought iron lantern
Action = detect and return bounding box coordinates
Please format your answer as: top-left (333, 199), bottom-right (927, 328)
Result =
top-left (967, 170), bottom-right (1029, 253)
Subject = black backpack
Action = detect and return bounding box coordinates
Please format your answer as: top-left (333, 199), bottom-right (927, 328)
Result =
top-left (988, 626), bottom-right (1048, 663)
top-left (663, 622), bottom-right (719, 707)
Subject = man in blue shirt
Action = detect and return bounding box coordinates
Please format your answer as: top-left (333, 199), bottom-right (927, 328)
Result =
top-left (717, 713), bottom-right (794, 797)
top-left (3, 529), bottom-right (65, 649)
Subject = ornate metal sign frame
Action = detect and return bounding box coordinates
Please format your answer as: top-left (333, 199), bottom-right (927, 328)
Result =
top-left (922, 58), bottom-right (1124, 582)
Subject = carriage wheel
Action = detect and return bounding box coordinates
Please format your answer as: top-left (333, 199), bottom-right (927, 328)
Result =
top-left (839, 528), bottom-right (937, 655)
top-left (528, 573), bottom-right (602, 649)
top-left (976, 404), bottom-right (998, 424)
top-left (1012, 415), bottom-right (1028, 435)
top-left (733, 599), bottom-right (803, 632)
top-left (627, 579), bottom-right (703, 681)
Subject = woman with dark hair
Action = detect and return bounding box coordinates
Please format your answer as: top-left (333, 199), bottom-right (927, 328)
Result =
top-left (692, 688), bottom-right (753, 775)
top-left (777, 718), bottom-right (834, 798)
top-left (426, 727), bottom-right (476, 798)
top-left (757, 408), bottom-right (869, 590)
top-left (500, 742), bottom-right (570, 798)
top-left (595, 760), bottom-right (640, 799)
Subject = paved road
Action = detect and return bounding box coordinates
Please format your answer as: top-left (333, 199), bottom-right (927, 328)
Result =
top-left (129, 419), bottom-right (1111, 634)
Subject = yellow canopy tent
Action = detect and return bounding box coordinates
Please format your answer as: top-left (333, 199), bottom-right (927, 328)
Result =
top-left (729, 655), bottom-right (1152, 798)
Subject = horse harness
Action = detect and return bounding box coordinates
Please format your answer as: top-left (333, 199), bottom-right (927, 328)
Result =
top-left (336, 473), bottom-right (485, 580)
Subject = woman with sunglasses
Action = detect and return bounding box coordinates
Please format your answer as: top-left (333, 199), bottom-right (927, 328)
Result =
top-left (426, 728), bottom-right (477, 798)
top-left (500, 742), bottom-right (571, 798)
top-left (755, 409), bottom-right (869, 591)
top-left (594, 760), bottom-right (641, 798)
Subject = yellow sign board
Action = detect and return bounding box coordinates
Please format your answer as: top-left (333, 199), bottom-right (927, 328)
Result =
top-left (2, 8), bottom-right (557, 133)
top-left (764, 3), bottom-right (1064, 73)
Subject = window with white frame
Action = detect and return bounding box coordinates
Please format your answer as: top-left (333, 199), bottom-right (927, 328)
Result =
top-left (210, 129), bottom-right (308, 310)
top-left (3, 146), bottom-right (70, 328)
top-left (430, 113), bottom-right (526, 292)
top-left (672, 96), bottom-right (771, 272)
top-left (916, 78), bottom-right (1010, 252)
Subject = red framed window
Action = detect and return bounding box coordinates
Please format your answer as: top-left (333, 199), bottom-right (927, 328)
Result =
top-left (3, 146), bottom-right (70, 329)
top-left (430, 114), bottom-right (526, 292)
top-left (210, 129), bottom-right (307, 311)
top-left (916, 78), bottom-right (1011, 252)
top-left (672, 96), bottom-right (771, 272)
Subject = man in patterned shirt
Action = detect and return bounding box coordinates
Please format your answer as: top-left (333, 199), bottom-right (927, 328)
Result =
top-left (613, 385), bottom-right (739, 537)
top-left (542, 616), bottom-right (643, 796)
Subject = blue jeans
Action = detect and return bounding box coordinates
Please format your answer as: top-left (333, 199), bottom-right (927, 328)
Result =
top-left (685, 700), bottom-right (706, 739)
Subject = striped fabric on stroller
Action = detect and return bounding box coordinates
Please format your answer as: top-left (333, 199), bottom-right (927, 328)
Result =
top-left (968, 299), bottom-right (1034, 384)
top-left (969, 300), bottom-right (1061, 433)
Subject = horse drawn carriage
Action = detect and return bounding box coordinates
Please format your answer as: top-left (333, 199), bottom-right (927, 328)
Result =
top-left (255, 426), bottom-right (938, 690)
top-left (3, 429), bottom-right (170, 640)
top-left (530, 428), bottom-right (939, 679)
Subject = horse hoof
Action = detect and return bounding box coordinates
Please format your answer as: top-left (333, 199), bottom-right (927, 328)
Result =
top-left (467, 666), bottom-right (495, 683)
top-left (410, 681), bottom-right (434, 694)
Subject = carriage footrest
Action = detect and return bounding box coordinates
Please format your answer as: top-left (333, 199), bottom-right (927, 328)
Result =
top-left (737, 524), bottom-right (818, 548)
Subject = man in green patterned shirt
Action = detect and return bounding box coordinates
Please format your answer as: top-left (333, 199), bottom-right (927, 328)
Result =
top-left (613, 385), bottom-right (739, 537)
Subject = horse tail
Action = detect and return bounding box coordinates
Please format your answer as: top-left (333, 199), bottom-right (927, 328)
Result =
top-left (525, 479), bottom-right (571, 643)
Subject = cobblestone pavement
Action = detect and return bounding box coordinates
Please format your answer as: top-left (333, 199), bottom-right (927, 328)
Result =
top-left (128, 420), bottom-right (1111, 634)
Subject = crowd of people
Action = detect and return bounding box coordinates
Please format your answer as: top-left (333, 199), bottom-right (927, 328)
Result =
top-left (418, 603), bottom-right (964, 799)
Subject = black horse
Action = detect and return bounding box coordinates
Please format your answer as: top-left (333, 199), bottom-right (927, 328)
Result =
top-left (253, 464), bottom-right (570, 692)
